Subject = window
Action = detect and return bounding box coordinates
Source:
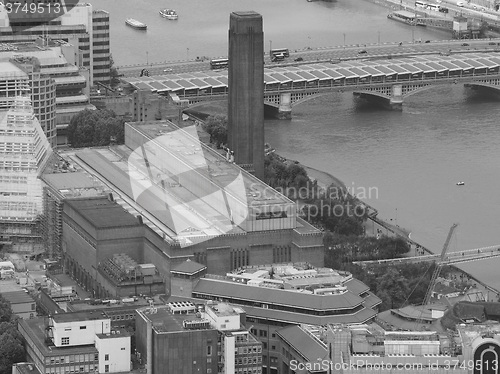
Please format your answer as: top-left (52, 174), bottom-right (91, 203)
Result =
top-left (61, 337), bottom-right (69, 345)
top-left (79, 326), bottom-right (86, 330)
top-left (104, 365), bottom-right (109, 373)
top-left (207, 346), bottom-right (212, 356)
top-left (104, 354), bottom-right (109, 361)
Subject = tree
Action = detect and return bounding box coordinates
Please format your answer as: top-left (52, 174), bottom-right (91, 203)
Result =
top-left (67, 109), bottom-right (125, 148)
top-left (109, 54), bottom-right (121, 87)
top-left (0, 298), bottom-right (11, 324)
top-left (0, 332), bottom-right (25, 374)
top-left (0, 297), bottom-right (25, 374)
top-left (204, 115), bottom-right (227, 147)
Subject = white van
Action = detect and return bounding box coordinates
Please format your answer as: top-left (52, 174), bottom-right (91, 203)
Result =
top-left (457, 1), bottom-right (465, 6)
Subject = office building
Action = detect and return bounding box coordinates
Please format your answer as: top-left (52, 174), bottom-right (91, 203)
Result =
top-left (0, 95), bottom-right (52, 252)
top-left (0, 2), bottom-right (111, 85)
top-left (228, 11), bottom-right (265, 179)
top-left (275, 322), bottom-right (500, 374)
top-left (18, 311), bottom-right (131, 374)
top-left (135, 301), bottom-right (262, 374)
top-left (1, 41), bottom-right (94, 147)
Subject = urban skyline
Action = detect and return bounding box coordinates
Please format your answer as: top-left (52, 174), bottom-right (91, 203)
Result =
top-left (2, 1), bottom-right (500, 374)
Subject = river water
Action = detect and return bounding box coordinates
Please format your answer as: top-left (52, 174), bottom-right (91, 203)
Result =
top-left (89, 0), bottom-right (500, 291)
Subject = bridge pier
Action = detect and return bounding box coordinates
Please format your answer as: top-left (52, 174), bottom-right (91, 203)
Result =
top-left (264, 92), bottom-right (292, 119)
top-left (277, 92), bottom-right (292, 119)
top-left (353, 84), bottom-right (404, 110)
top-left (389, 84), bottom-right (403, 110)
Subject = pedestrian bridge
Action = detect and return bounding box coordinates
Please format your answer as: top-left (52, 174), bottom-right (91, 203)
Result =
top-left (122, 52), bottom-right (500, 118)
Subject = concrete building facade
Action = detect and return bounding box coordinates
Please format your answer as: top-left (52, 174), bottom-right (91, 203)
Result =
top-left (18, 311), bottom-right (131, 374)
top-left (0, 95), bottom-right (52, 252)
top-left (227, 11), bottom-right (265, 179)
top-left (135, 301), bottom-right (262, 374)
top-left (0, 2), bottom-right (111, 85)
top-left (40, 119), bottom-right (323, 297)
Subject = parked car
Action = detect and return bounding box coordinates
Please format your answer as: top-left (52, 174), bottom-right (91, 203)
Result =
top-left (358, 50), bottom-right (367, 54)
top-left (461, 42), bottom-right (470, 46)
top-left (294, 57), bottom-right (303, 62)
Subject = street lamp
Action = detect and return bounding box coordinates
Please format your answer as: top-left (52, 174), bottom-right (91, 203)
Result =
top-left (269, 40), bottom-right (272, 55)
top-left (343, 33), bottom-right (346, 48)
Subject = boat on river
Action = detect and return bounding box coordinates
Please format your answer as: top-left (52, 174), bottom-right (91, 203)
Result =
top-left (125, 18), bottom-right (147, 30)
top-left (159, 9), bottom-right (178, 20)
top-left (387, 10), bottom-right (426, 26)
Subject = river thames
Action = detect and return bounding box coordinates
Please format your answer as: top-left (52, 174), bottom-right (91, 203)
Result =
top-left (89, 0), bottom-right (500, 291)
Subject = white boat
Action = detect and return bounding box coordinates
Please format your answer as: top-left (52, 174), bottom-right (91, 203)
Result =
top-left (125, 18), bottom-right (147, 30)
top-left (456, 181), bottom-right (465, 186)
top-left (159, 9), bottom-right (178, 20)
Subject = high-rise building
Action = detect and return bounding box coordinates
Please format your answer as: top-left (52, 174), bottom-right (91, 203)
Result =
top-left (92, 10), bottom-right (111, 85)
top-left (1, 41), bottom-right (94, 147)
top-left (227, 11), bottom-right (265, 179)
top-left (0, 95), bottom-right (52, 252)
top-left (0, 2), bottom-right (111, 85)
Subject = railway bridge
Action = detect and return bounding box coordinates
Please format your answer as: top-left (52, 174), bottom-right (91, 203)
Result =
top-left (122, 51), bottom-right (500, 118)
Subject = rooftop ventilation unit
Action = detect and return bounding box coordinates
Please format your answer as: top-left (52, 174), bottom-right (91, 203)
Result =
top-left (182, 319), bottom-right (211, 330)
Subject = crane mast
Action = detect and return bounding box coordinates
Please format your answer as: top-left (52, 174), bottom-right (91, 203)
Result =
top-left (422, 223), bottom-right (458, 305)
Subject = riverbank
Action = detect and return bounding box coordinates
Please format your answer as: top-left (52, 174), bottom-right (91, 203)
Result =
top-left (299, 162), bottom-right (500, 299)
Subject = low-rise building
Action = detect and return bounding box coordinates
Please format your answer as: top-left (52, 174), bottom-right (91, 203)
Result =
top-left (18, 311), bottom-right (131, 374)
top-left (275, 322), bottom-right (500, 374)
top-left (0, 291), bottom-right (36, 319)
top-left (170, 262), bottom-right (380, 374)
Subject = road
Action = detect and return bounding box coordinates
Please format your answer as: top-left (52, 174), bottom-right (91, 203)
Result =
top-left (116, 38), bottom-right (500, 78)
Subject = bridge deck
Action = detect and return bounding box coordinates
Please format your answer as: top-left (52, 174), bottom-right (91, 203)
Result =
top-left (123, 52), bottom-right (500, 99)
top-left (353, 245), bottom-right (500, 266)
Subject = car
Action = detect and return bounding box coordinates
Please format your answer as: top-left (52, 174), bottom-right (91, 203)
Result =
top-left (489, 41), bottom-right (497, 45)
top-left (461, 43), bottom-right (470, 46)
top-left (456, 1), bottom-right (464, 6)
top-left (358, 50), bottom-right (367, 54)
top-left (163, 68), bottom-right (173, 72)
top-left (473, 5), bottom-right (477, 9)
top-left (425, 40), bottom-right (431, 43)
top-left (294, 57), bottom-right (303, 62)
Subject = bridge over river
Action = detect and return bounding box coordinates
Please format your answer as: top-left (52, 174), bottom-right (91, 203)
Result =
top-left (122, 50), bottom-right (500, 117)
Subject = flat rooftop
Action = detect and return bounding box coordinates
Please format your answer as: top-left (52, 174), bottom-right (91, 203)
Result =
top-left (0, 290), bottom-right (34, 304)
top-left (127, 121), bottom-right (291, 208)
top-left (20, 318), bottom-right (98, 356)
top-left (139, 306), bottom-right (216, 334)
top-left (64, 197), bottom-right (142, 229)
top-left (52, 310), bottom-right (110, 323)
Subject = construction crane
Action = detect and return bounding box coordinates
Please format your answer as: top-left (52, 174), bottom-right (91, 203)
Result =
top-left (422, 223), bottom-right (458, 305)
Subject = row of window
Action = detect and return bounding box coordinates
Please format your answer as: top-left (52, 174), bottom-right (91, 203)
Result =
top-left (236, 356), bottom-right (262, 365)
top-left (46, 353), bottom-right (98, 365)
